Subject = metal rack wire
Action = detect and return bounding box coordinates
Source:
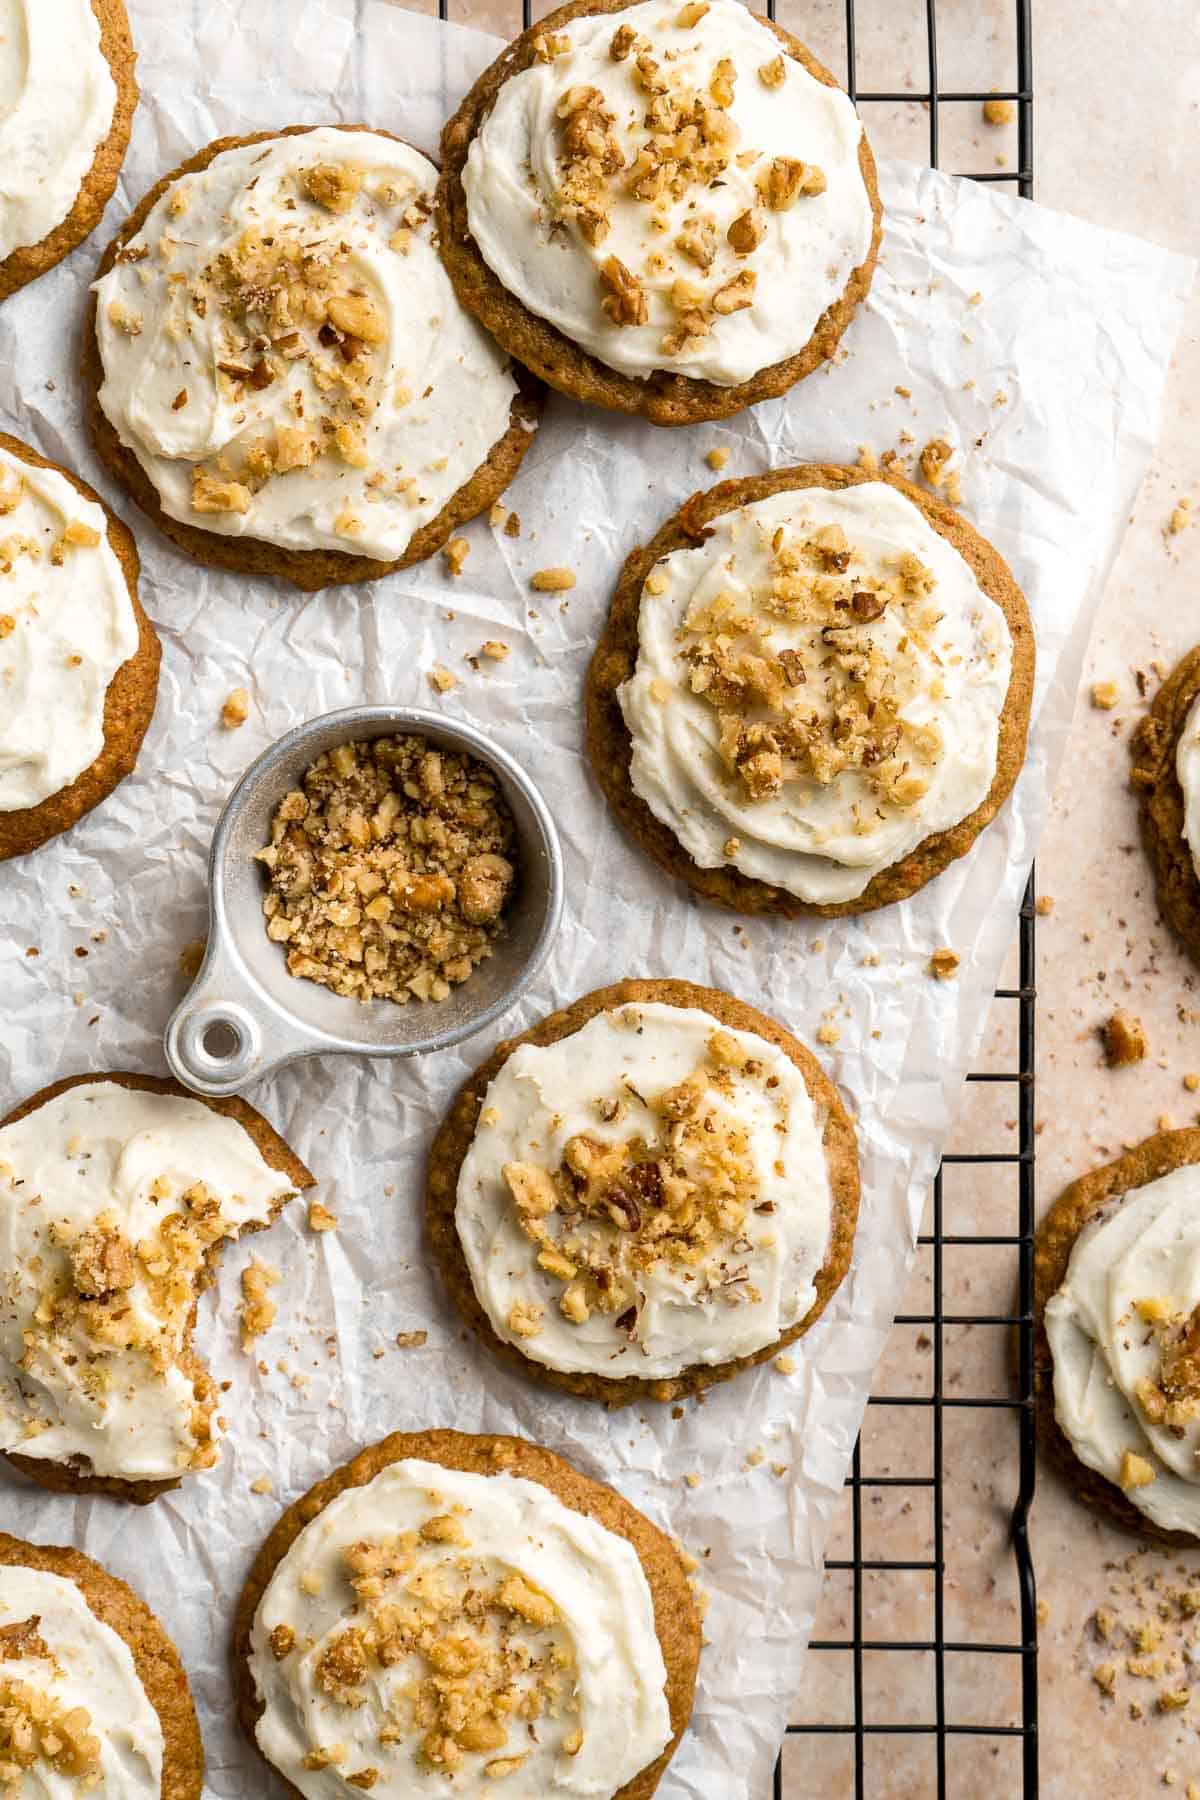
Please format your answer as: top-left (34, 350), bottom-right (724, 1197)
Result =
top-left (432, 0), bottom-right (1038, 1789)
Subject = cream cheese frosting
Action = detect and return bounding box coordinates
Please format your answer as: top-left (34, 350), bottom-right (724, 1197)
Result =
top-left (455, 1000), bottom-right (834, 1378)
top-left (0, 450), bottom-right (138, 815)
top-left (1045, 1164), bottom-right (1200, 1535)
top-left (1175, 691), bottom-right (1200, 882)
top-left (0, 1081), bottom-right (296, 1481)
top-left (0, 0), bottom-right (117, 262)
top-left (618, 482), bottom-right (1014, 904)
top-left (248, 1456), bottom-right (672, 1798)
top-left (0, 1565), bottom-right (163, 1796)
top-left (93, 127), bottom-right (521, 561)
top-left (462, 0), bottom-right (872, 385)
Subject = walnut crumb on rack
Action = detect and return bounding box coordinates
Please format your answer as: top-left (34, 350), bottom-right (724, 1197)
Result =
top-left (982, 96), bottom-right (1016, 125)
top-left (1102, 1011), bottom-right (1147, 1068)
top-left (256, 734), bottom-right (517, 1006)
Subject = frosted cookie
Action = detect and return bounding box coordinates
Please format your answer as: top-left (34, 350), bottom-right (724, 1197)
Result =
top-left (587, 465), bottom-right (1035, 916)
top-left (0, 432), bottom-right (159, 862)
top-left (427, 977), bottom-right (859, 1404)
top-left (1129, 645), bottom-right (1200, 967)
top-left (234, 1428), bottom-right (699, 1799)
top-left (1035, 1127), bottom-right (1200, 1546)
top-left (437, 0), bottom-right (880, 424)
top-left (0, 1072), bottom-right (313, 1504)
top-left (0, 0), bottom-right (137, 302)
top-left (86, 125), bottom-right (543, 593)
top-left (0, 1532), bottom-right (202, 1798)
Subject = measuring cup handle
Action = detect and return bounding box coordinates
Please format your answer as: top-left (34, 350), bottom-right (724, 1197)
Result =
top-left (164, 944), bottom-right (325, 1097)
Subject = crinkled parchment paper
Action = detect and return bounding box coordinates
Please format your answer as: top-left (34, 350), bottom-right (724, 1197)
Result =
top-left (0, 3), bottom-right (1192, 1794)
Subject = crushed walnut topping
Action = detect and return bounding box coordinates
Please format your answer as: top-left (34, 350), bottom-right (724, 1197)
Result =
top-left (673, 513), bottom-right (948, 818)
top-left (496, 1024), bottom-right (785, 1342)
top-left (257, 735), bottom-right (517, 1005)
top-left (0, 1667), bottom-right (102, 1791)
top-left (1128, 1299), bottom-right (1200, 1433)
top-left (239, 1258), bottom-right (279, 1350)
top-left (277, 1511), bottom-right (581, 1780)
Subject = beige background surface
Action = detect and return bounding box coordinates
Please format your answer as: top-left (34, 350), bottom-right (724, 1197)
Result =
top-left (408, 0), bottom-right (1199, 1788)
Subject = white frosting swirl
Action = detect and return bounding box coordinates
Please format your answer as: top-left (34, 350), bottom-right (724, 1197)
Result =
top-left (0, 1081), bottom-right (296, 1481)
top-left (1175, 691), bottom-right (1200, 881)
top-left (1045, 1165), bottom-right (1200, 1535)
top-left (0, 449), bottom-right (138, 815)
top-left (463, 0), bottom-right (871, 385)
top-left (618, 482), bottom-right (1014, 904)
top-left (248, 1456), bottom-right (672, 1798)
top-left (0, 0), bottom-right (117, 262)
top-left (94, 128), bottom-right (522, 562)
top-left (0, 1564), bottom-right (163, 1797)
top-left (455, 1000), bottom-right (835, 1378)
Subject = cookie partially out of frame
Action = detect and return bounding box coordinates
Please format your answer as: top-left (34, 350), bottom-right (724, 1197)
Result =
top-left (437, 0), bottom-right (881, 426)
top-left (1033, 1127), bottom-right (1200, 1549)
top-left (586, 463), bottom-right (1036, 918)
top-left (0, 0), bottom-right (138, 302)
top-left (84, 125), bottom-right (544, 594)
top-left (0, 1531), bottom-right (203, 1799)
top-left (2, 1071), bottom-right (313, 1506)
top-left (426, 976), bottom-right (860, 1405)
top-left (1129, 645), bottom-right (1200, 967)
top-left (232, 1428), bottom-right (700, 1800)
top-left (0, 431), bottom-right (160, 862)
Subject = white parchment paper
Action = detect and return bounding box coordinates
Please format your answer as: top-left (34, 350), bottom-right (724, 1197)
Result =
top-left (0, 3), bottom-right (1193, 1794)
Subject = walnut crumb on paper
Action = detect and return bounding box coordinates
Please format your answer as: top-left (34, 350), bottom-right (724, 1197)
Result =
top-left (1167, 497), bottom-right (1192, 536)
top-left (816, 1015), bottom-right (840, 1046)
top-left (705, 447), bottom-right (730, 471)
top-left (396, 1330), bottom-right (428, 1349)
top-left (1090, 680), bottom-right (1120, 710)
top-left (221, 687), bottom-right (249, 729)
top-left (442, 536), bottom-right (469, 577)
top-left (929, 948), bottom-right (960, 980)
top-left (251, 1475), bottom-right (273, 1495)
top-left (240, 1259), bottom-right (279, 1350)
top-left (428, 663), bottom-right (459, 695)
top-left (308, 1200), bottom-right (338, 1233)
top-left (774, 1354), bottom-right (796, 1375)
top-left (530, 566), bottom-right (576, 592)
top-left (1102, 1011), bottom-right (1147, 1067)
top-left (480, 640), bottom-right (510, 662)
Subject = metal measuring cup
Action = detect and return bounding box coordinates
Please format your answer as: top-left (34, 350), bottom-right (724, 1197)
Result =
top-left (165, 707), bottom-right (563, 1097)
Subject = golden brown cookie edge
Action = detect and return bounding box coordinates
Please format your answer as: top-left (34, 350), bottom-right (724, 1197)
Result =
top-left (1032, 1126), bottom-right (1200, 1549)
top-left (0, 430), bottom-right (160, 862)
top-left (435, 0), bottom-right (882, 426)
top-left (83, 123), bottom-right (544, 594)
top-left (0, 1530), bottom-right (204, 1800)
top-left (231, 1427), bottom-right (700, 1800)
top-left (1129, 646), bottom-right (1200, 969)
top-left (425, 976), bottom-right (860, 1405)
top-left (584, 462), bottom-right (1036, 917)
top-left (2, 1070), bottom-right (314, 1505)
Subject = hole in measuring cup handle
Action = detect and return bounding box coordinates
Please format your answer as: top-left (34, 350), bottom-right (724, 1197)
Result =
top-left (168, 1000), bottom-right (262, 1095)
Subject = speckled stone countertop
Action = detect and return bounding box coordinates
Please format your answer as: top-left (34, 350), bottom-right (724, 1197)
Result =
top-left (395, 0), bottom-right (1199, 1786)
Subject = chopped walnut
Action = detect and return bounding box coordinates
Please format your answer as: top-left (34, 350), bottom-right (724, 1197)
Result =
top-left (1090, 679), bottom-right (1120, 710)
top-left (706, 447), bottom-right (730, 471)
top-left (928, 948), bottom-right (960, 980)
top-left (308, 1200), bottom-right (338, 1233)
top-left (1118, 1448), bottom-right (1156, 1490)
top-left (270, 1624), bottom-right (296, 1660)
top-left (395, 1330), bottom-right (428, 1349)
top-left (442, 537), bottom-right (470, 577)
top-left (758, 54), bottom-right (786, 87)
top-left (221, 688), bottom-right (250, 729)
top-left (107, 297), bottom-right (143, 335)
top-left (982, 96), bottom-right (1016, 125)
top-left (610, 23), bottom-right (637, 58)
top-left (239, 1258), bottom-right (279, 1350)
top-left (0, 1672), bottom-right (102, 1786)
top-left (1102, 1011), bottom-right (1147, 1068)
top-left (726, 208), bottom-right (765, 255)
top-left (1168, 497), bottom-right (1192, 535)
top-left (756, 156), bottom-right (826, 208)
top-left (70, 1221), bottom-right (135, 1298)
top-left (192, 471), bottom-right (252, 515)
top-left (507, 1300), bottom-right (545, 1338)
top-left (598, 255), bottom-right (647, 326)
top-left (428, 663), bottom-right (460, 695)
top-left (257, 735), bottom-right (517, 1005)
top-left (303, 162), bottom-right (364, 213)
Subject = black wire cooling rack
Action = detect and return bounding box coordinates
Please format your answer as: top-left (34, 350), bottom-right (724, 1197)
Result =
top-left (431, 0), bottom-right (1038, 1790)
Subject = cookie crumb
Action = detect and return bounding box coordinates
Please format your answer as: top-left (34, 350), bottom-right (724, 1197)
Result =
top-left (504, 512), bottom-right (521, 538)
top-left (442, 536), bottom-right (470, 577)
top-left (705, 447), bottom-right (730, 471)
top-left (221, 687), bottom-right (250, 729)
top-left (1167, 497), bottom-right (1192, 536)
top-left (684, 1471), bottom-right (701, 1489)
top-left (816, 1016), bottom-right (840, 1047)
top-left (308, 1200), bottom-right (338, 1233)
top-left (983, 96), bottom-right (1015, 125)
top-left (1090, 680), bottom-right (1120, 710)
top-left (530, 566), bottom-right (576, 592)
top-left (395, 1330), bottom-right (428, 1349)
top-left (1102, 1011), bottom-right (1147, 1068)
top-left (178, 939), bottom-right (206, 981)
top-left (928, 948), bottom-right (960, 980)
top-left (744, 1446), bottom-right (765, 1468)
top-left (251, 1475), bottom-right (273, 1495)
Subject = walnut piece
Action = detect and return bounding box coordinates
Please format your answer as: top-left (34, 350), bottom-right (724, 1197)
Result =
top-left (756, 156), bottom-right (826, 208)
top-left (598, 255), bottom-right (648, 326)
top-left (1101, 1011), bottom-right (1147, 1068)
top-left (221, 688), bottom-right (250, 729)
top-left (303, 163), bottom-right (364, 213)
